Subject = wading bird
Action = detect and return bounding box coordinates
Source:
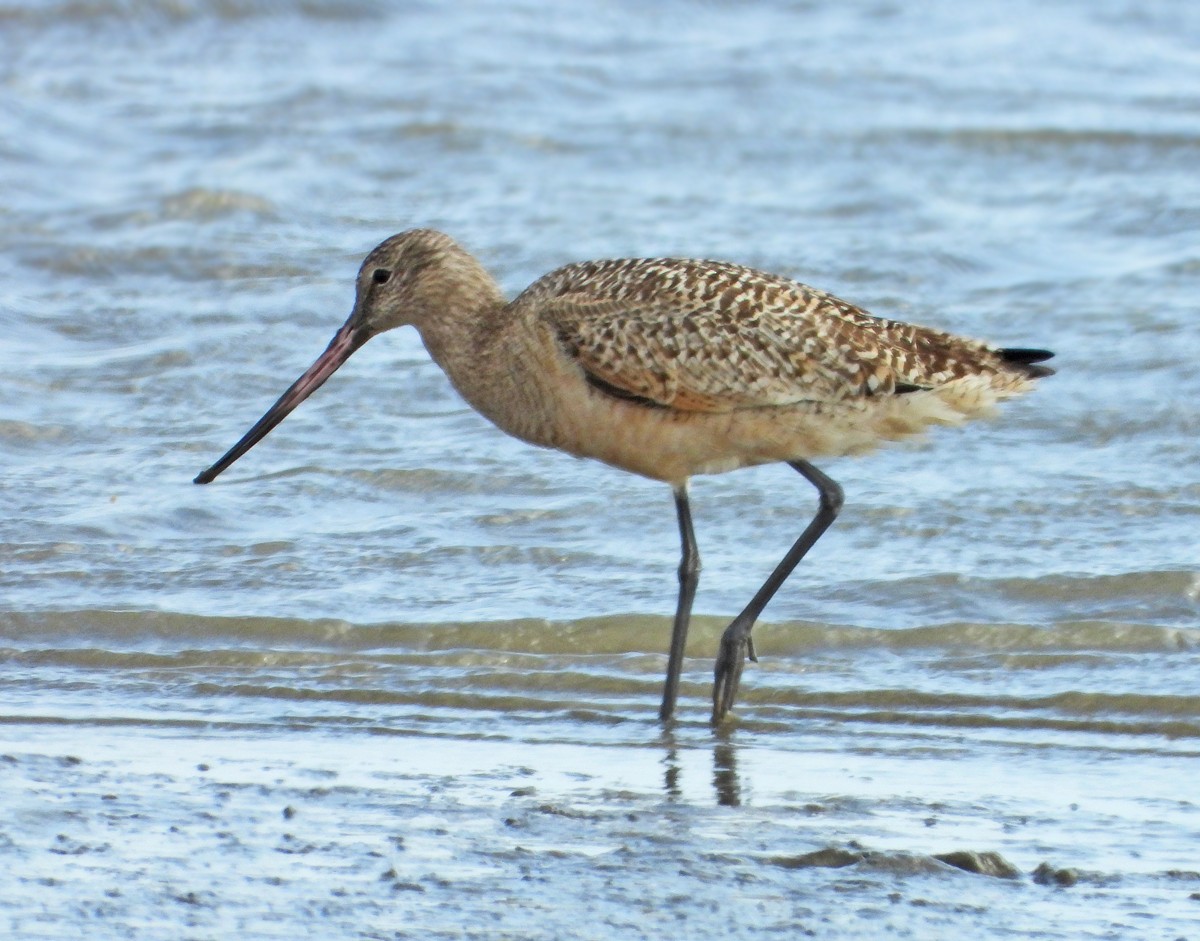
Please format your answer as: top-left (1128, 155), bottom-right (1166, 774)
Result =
top-left (195, 230), bottom-right (1053, 722)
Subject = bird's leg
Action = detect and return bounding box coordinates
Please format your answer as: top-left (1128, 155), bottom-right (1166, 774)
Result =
top-left (712, 460), bottom-right (843, 723)
top-left (660, 483), bottom-right (700, 721)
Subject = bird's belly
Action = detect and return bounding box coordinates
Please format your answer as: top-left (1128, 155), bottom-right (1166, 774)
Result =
top-left (556, 405), bottom-right (753, 483)
top-left (513, 388), bottom-right (986, 486)
top-left (517, 391), bottom-right (875, 485)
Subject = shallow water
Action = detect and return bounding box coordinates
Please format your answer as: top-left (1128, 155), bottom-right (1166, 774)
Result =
top-left (2, 0), bottom-right (1199, 937)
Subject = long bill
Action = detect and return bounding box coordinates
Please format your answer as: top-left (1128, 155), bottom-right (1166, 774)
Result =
top-left (194, 320), bottom-right (368, 484)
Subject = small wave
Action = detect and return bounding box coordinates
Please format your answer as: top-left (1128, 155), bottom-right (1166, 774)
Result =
top-left (884, 126), bottom-right (1200, 155)
top-left (158, 188), bottom-right (276, 222)
top-left (0, 0), bottom-right (386, 29)
top-left (3, 607), bottom-right (1195, 656)
top-left (3, 607), bottom-right (1197, 747)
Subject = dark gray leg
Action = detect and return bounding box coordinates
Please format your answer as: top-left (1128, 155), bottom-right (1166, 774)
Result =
top-left (660, 484), bottom-right (700, 721)
top-left (712, 460), bottom-right (843, 723)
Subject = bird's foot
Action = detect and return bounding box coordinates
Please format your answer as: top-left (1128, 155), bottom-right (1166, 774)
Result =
top-left (712, 617), bottom-right (756, 724)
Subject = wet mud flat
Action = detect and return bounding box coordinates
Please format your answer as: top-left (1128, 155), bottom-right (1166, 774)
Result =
top-left (3, 724), bottom-right (1198, 940)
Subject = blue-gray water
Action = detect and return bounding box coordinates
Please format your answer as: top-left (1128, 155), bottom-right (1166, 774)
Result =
top-left (2, 1), bottom-right (1199, 938)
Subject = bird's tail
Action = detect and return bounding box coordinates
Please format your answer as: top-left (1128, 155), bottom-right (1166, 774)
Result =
top-left (999, 348), bottom-right (1056, 379)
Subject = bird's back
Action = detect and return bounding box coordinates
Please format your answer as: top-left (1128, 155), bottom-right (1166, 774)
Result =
top-left (514, 256), bottom-right (1049, 413)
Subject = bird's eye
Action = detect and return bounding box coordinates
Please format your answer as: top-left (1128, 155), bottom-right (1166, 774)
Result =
top-left (372, 268), bottom-right (391, 285)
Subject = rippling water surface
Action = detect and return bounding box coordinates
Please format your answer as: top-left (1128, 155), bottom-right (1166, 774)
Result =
top-left (2, 1), bottom-right (1199, 937)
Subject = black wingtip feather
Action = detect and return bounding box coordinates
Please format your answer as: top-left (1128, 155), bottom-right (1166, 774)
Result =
top-left (1000, 347), bottom-right (1056, 378)
top-left (1000, 348), bottom-right (1055, 364)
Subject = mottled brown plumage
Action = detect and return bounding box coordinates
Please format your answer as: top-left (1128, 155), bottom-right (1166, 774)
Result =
top-left (195, 229), bottom-right (1054, 723)
top-left (531, 255), bottom-right (1027, 406)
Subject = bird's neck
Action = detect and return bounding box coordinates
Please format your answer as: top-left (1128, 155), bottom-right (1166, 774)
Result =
top-left (418, 295), bottom-right (566, 449)
top-left (415, 276), bottom-right (507, 369)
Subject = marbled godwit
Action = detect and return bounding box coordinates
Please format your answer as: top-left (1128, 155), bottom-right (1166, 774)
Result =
top-left (195, 229), bottom-right (1054, 723)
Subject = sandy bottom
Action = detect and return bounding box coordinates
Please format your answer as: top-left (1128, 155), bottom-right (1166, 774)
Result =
top-left (4, 722), bottom-right (1198, 940)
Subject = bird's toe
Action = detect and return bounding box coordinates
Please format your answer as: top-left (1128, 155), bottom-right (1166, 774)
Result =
top-left (712, 623), bottom-right (754, 723)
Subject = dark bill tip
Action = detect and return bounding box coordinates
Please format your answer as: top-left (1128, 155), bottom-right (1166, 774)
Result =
top-left (193, 322), bottom-right (367, 485)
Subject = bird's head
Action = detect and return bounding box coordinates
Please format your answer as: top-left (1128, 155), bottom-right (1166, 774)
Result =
top-left (346, 228), bottom-right (499, 339)
top-left (193, 228), bottom-right (499, 485)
